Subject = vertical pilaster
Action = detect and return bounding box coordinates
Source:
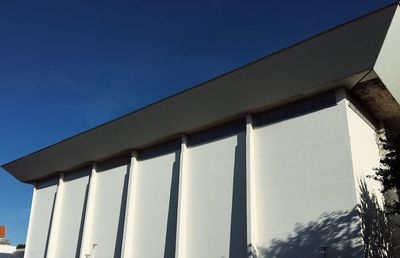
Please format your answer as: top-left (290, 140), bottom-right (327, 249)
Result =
top-left (246, 115), bottom-right (258, 256)
top-left (121, 151), bottom-right (138, 258)
top-left (80, 163), bottom-right (98, 258)
top-left (46, 173), bottom-right (65, 258)
top-left (24, 183), bottom-right (38, 258)
top-left (175, 135), bottom-right (188, 258)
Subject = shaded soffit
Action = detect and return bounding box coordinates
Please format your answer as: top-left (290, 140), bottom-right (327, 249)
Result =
top-left (3, 3), bottom-right (400, 183)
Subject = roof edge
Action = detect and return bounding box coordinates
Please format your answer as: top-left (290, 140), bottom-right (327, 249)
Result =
top-left (3, 2), bottom-right (398, 170)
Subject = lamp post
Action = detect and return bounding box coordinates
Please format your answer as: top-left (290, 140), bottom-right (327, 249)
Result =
top-left (320, 246), bottom-right (328, 258)
top-left (91, 244), bottom-right (98, 258)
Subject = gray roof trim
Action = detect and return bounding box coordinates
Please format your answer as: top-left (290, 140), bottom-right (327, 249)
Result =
top-left (2, 3), bottom-right (399, 183)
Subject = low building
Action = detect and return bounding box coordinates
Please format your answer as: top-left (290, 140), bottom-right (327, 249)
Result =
top-left (2, 3), bottom-right (400, 258)
top-left (0, 227), bottom-right (24, 258)
top-left (0, 244), bottom-right (16, 258)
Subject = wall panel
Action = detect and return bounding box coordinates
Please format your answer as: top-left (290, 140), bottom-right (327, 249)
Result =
top-left (25, 177), bottom-right (58, 258)
top-left (184, 132), bottom-right (247, 258)
top-left (52, 168), bottom-right (90, 258)
top-left (254, 101), bottom-right (362, 257)
top-left (346, 106), bottom-right (382, 203)
top-left (128, 150), bottom-right (180, 258)
top-left (84, 156), bottom-right (129, 258)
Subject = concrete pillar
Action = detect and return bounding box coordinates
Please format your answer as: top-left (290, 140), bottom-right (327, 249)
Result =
top-left (46, 173), bottom-right (65, 258)
top-left (246, 115), bottom-right (258, 257)
top-left (121, 151), bottom-right (138, 258)
top-left (175, 136), bottom-right (188, 258)
top-left (79, 163), bottom-right (98, 258)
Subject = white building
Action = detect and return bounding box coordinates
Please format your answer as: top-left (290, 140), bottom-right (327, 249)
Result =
top-left (0, 244), bottom-right (16, 258)
top-left (2, 3), bottom-right (400, 258)
top-left (0, 245), bottom-right (24, 258)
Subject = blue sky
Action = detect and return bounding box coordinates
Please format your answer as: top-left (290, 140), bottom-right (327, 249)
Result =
top-left (0, 0), bottom-right (394, 245)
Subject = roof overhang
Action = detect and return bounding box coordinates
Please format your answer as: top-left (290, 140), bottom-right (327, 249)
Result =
top-left (3, 2), bottom-right (400, 183)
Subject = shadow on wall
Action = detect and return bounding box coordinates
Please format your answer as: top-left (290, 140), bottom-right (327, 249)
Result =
top-left (358, 179), bottom-right (392, 258)
top-left (228, 133), bottom-right (248, 258)
top-left (259, 179), bottom-right (392, 258)
top-left (113, 162), bottom-right (130, 258)
top-left (163, 151), bottom-right (181, 258)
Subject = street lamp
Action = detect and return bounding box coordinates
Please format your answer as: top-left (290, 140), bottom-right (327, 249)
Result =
top-left (320, 246), bottom-right (328, 258)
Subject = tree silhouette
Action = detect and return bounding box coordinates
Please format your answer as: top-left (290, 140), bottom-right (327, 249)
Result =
top-left (258, 179), bottom-right (391, 258)
top-left (358, 180), bottom-right (392, 257)
top-left (371, 128), bottom-right (400, 216)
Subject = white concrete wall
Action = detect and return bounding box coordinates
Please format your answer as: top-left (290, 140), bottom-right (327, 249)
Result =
top-left (126, 150), bottom-right (180, 258)
top-left (82, 158), bottom-right (129, 258)
top-left (375, 5), bottom-right (400, 104)
top-left (23, 92), bottom-right (384, 258)
top-left (346, 106), bottom-right (382, 204)
top-left (25, 178), bottom-right (58, 258)
top-left (253, 99), bottom-right (362, 257)
top-left (50, 169), bottom-right (90, 258)
top-left (183, 132), bottom-right (247, 258)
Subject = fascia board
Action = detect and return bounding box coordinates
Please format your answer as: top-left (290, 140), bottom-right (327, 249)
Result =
top-left (374, 4), bottom-right (400, 105)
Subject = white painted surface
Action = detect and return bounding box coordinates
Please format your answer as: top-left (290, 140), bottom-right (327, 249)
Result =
top-left (45, 174), bottom-right (64, 258)
top-left (50, 169), bottom-right (91, 258)
top-left (176, 136), bottom-right (188, 258)
top-left (0, 245), bottom-right (16, 254)
top-left (87, 158), bottom-right (129, 258)
top-left (184, 133), bottom-right (246, 258)
top-left (128, 151), bottom-right (179, 258)
top-left (346, 105), bottom-right (382, 204)
top-left (246, 115), bottom-right (258, 251)
top-left (254, 101), bottom-right (360, 256)
top-left (0, 245), bottom-right (19, 258)
top-left (22, 93), bottom-right (388, 258)
top-left (121, 152), bottom-right (137, 258)
top-left (374, 5), bottom-right (400, 104)
top-left (24, 184), bottom-right (37, 258)
top-left (25, 178), bottom-right (58, 258)
top-left (79, 164), bottom-right (98, 258)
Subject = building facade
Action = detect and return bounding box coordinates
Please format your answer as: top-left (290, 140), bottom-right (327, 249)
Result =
top-left (2, 3), bottom-right (400, 258)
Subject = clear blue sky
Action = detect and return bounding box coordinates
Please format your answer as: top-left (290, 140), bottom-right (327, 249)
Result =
top-left (0, 0), bottom-right (394, 245)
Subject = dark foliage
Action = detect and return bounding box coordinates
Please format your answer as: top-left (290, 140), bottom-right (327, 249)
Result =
top-left (16, 244), bottom-right (25, 249)
top-left (371, 128), bottom-right (400, 216)
top-left (358, 180), bottom-right (392, 257)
